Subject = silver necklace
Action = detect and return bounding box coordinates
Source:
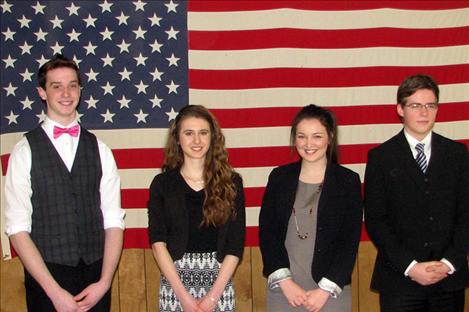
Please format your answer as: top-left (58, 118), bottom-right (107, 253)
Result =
top-left (292, 182), bottom-right (323, 240)
top-left (181, 170), bottom-right (204, 184)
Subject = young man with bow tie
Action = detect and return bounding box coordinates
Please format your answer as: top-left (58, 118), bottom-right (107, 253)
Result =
top-left (4, 55), bottom-right (125, 312)
top-left (364, 74), bottom-right (469, 312)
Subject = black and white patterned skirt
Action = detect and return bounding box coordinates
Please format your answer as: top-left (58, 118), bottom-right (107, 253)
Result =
top-left (159, 252), bottom-right (235, 312)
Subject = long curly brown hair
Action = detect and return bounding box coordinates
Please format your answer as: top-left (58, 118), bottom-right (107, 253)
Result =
top-left (162, 105), bottom-right (238, 227)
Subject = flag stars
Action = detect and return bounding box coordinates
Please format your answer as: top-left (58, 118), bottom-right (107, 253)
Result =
top-left (135, 80), bottom-right (148, 94)
top-left (134, 53), bottom-right (147, 66)
top-left (101, 53), bottom-right (115, 67)
top-left (117, 39), bottom-right (130, 53)
top-left (49, 16), bottom-right (64, 29)
top-left (100, 27), bottom-right (114, 41)
top-left (36, 55), bottom-right (48, 67)
top-left (133, 26), bottom-right (147, 40)
top-left (99, 0), bottom-right (113, 13)
top-left (119, 67), bottom-right (132, 81)
top-left (166, 80), bottom-right (179, 94)
top-left (83, 14), bottom-right (97, 28)
top-left (1, 1), bottom-right (13, 13)
top-left (17, 15), bottom-right (32, 28)
top-left (85, 68), bottom-right (99, 82)
top-left (118, 95), bottom-right (131, 109)
top-left (67, 29), bottom-right (81, 42)
top-left (3, 27), bottom-right (15, 41)
top-left (3, 55), bottom-right (16, 68)
top-left (148, 13), bottom-right (162, 27)
top-left (116, 11), bottom-right (129, 25)
top-left (134, 109), bottom-right (148, 123)
top-left (31, 1), bottom-right (45, 15)
top-left (83, 41), bottom-right (97, 55)
top-left (101, 109), bottom-right (115, 123)
top-left (149, 39), bottom-right (163, 53)
top-left (4, 83), bottom-right (17, 96)
top-left (50, 42), bottom-right (64, 55)
top-left (165, 26), bottom-right (179, 40)
top-left (72, 55), bottom-right (82, 66)
top-left (166, 53), bottom-right (180, 67)
top-left (166, 107), bottom-right (178, 121)
top-left (5, 111), bottom-right (19, 125)
top-left (101, 82), bottom-right (115, 95)
top-left (21, 96), bottom-right (34, 110)
top-left (165, 0), bottom-right (179, 13)
top-left (20, 69), bottom-right (34, 82)
top-left (36, 110), bottom-right (47, 123)
top-left (19, 41), bottom-right (33, 55)
top-left (150, 94), bottom-right (163, 108)
top-left (34, 28), bottom-right (47, 42)
top-left (66, 2), bottom-right (80, 16)
top-left (134, 0), bottom-right (147, 12)
top-left (150, 68), bottom-right (164, 81)
top-left (85, 95), bottom-right (99, 109)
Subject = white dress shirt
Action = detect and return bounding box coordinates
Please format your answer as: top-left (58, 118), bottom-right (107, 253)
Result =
top-left (4, 117), bottom-right (125, 236)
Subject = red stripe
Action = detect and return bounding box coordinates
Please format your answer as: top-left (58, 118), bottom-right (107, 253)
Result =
top-left (189, 65), bottom-right (469, 89)
top-left (1, 154), bottom-right (8, 174)
top-left (188, 1), bottom-right (469, 11)
top-left (190, 27), bottom-right (469, 50)
top-left (112, 148), bottom-right (164, 169)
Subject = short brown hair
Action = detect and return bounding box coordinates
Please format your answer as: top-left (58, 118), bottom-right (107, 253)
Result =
top-left (397, 74), bottom-right (439, 107)
top-left (37, 54), bottom-right (81, 89)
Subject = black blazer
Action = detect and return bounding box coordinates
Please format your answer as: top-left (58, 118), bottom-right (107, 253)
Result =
top-left (364, 130), bottom-right (469, 294)
top-left (259, 161), bottom-right (363, 289)
top-left (147, 168), bottom-right (246, 262)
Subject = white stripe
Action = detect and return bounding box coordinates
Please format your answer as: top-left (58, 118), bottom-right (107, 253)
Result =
top-left (188, 8), bottom-right (469, 31)
top-left (189, 46), bottom-right (469, 70)
top-left (189, 83), bottom-right (469, 109)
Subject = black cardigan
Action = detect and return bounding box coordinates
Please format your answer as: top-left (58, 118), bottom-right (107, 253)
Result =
top-left (147, 168), bottom-right (246, 262)
top-left (259, 161), bottom-right (363, 288)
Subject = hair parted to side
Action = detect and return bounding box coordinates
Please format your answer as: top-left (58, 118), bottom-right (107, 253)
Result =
top-left (163, 105), bottom-right (239, 227)
top-left (290, 104), bottom-right (339, 164)
top-left (397, 74), bottom-right (439, 107)
top-left (38, 54), bottom-right (81, 89)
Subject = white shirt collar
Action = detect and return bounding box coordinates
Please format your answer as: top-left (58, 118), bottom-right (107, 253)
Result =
top-left (403, 129), bottom-right (432, 155)
top-left (41, 116), bottom-right (80, 137)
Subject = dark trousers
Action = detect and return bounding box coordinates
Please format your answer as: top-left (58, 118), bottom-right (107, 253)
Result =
top-left (24, 259), bottom-right (110, 312)
top-left (380, 289), bottom-right (465, 312)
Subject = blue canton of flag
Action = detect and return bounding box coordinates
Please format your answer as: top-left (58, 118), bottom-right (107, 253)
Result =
top-left (0, 0), bottom-right (188, 134)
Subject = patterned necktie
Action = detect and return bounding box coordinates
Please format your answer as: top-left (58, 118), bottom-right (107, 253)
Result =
top-left (415, 143), bottom-right (427, 173)
top-left (53, 125), bottom-right (80, 139)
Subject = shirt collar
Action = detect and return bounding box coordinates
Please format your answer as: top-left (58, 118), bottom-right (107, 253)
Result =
top-left (42, 116), bottom-right (80, 137)
top-left (403, 129), bottom-right (432, 154)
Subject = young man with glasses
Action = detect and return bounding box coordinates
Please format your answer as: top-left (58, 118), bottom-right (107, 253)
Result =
top-left (364, 74), bottom-right (469, 311)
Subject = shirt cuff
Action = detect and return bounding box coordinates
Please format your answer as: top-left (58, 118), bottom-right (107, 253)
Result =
top-left (267, 268), bottom-right (292, 290)
top-left (318, 277), bottom-right (342, 298)
top-left (404, 260), bottom-right (418, 276)
top-left (441, 258), bottom-right (455, 274)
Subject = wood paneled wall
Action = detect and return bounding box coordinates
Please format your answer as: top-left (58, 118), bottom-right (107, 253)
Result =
top-left (1, 242), bottom-right (468, 311)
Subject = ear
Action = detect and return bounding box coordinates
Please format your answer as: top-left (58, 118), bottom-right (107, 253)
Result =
top-left (396, 104), bottom-right (404, 118)
top-left (37, 87), bottom-right (47, 101)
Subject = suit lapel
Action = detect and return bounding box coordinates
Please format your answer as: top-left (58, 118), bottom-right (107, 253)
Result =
top-left (426, 133), bottom-right (445, 178)
top-left (317, 164), bottom-right (334, 219)
top-left (283, 161), bottom-right (301, 220)
top-left (394, 131), bottom-right (426, 189)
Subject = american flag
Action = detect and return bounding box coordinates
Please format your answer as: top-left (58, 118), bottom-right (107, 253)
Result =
top-left (1, 1), bottom-right (469, 259)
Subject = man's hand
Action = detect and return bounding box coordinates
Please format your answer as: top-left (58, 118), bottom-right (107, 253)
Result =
top-left (74, 280), bottom-right (110, 311)
top-left (408, 261), bottom-right (448, 286)
top-left (49, 287), bottom-right (83, 312)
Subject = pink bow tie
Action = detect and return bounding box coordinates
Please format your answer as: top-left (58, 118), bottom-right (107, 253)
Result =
top-left (53, 125), bottom-right (80, 139)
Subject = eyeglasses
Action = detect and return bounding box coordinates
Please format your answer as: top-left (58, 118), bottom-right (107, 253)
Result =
top-left (405, 103), bottom-right (438, 111)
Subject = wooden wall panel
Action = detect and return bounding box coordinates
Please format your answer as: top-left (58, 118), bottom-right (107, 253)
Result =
top-left (110, 268), bottom-right (120, 311)
top-left (0, 255), bottom-right (26, 312)
top-left (351, 260), bottom-right (359, 312)
top-left (118, 249), bottom-right (147, 311)
top-left (144, 249), bottom-right (159, 312)
top-left (233, 247), bottom-right (252, 311)
top-left (357, 242), bottom-right (379, 311)
top-left (251, 247), bottom-right (267, 312)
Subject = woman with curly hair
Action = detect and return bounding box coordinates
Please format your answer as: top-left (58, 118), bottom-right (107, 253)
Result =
top-left (148, 105), bottom-right (246, 312)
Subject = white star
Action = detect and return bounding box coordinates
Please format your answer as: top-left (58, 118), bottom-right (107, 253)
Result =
top-left (66, 2), bottom-right (80, 16)
top-left (3, 83), bottom-right (17, 96)
top-left (150, 94), bottom-right (163, 108)
top-left (101, 53), bottom-right (115, 67)
top-left (134, 109), bottom-right (148, 123)
top-left (67, 29), bottom-right (81, 42)
top-left (83, 41), bottom-right (97, 55)
top-left (17, 15), bottom-right (32, 28)
top-left (83, 14), bottom-right (97, 28)
top-left (133, 26), bottom-right (147, 40)
top-left (166, 53), bottom-right (180, 67)
top-left (166, 80), bottom-right (180, 94)
top-left (50, 16), bottom-right (64, 29)
top-left (99, 0), bottom-right (113, 13)
top-left (50, 41), bottom-right (64, 55)
top-left (116, 11), bottom-right (129, 25)
top-left (134, 53), bottom-right (147, 66)
top-left (134, 0), bottom-right (146, 11)
top-left (85, 68), bottom-right (99, 82)
top-left (117, 39), bottom-right (130, 53)
top-left (19, 41), bottom-right (33, 55)
top-left (135, 80), bottom-right (148, 94)
top-left (101, 82), bottom-right (115, 95)
top-left (31, 1), bottom-right (45, 15)
top-left (148, 13), bottom-right (162, 27)
top-left (165, 26), bottom-right (179, 40)
top-left (5, 111), bottom-right (19, 125)
top-left (150, 67), bottom-right (164, 81)
top-left (36, 110), bottom-right (47, 123)
top-left (101, 109), bottom-right (115, 123)
top-left (72, 55), bottom-right (82, 66)
top-left (34, 28), bottom-right (47, 42)
top-left (21, 96), bottom-right (34, 110)
top-left (20, 69), bottom-right (34, 82)
top-left (3, 55), bottom-right (16, 68)
top-left (36, 55), bottom-right (48, 67)
top-left (166, 107), bottom-right (178, 121)
top-left (119, 67), bottom-right (132, 81)
top-left (1, 1), bottom-right (13, 13)
top-left (118, 95), bottom-right (131, 109)
top-left (100, 27), bottom-right (113, 41)
top-left (85, 95), bottom-right (99, 109)
top-left (149, 39), bottom-right (163, 53)
top-left (3, 27), bottom-right (15, 41)
top-left (165, 0), bottom-right (179, 13)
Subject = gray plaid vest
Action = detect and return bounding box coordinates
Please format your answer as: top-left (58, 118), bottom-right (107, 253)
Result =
top-left (26, 126), bottom-right (104, 266)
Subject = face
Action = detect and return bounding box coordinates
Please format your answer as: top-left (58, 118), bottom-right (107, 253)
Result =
top-left (37, 67), bottom-right (80, 126)
top-left (295, 118), bottom-right (329, 165)
top-left (178, 117), bottom-right (211, 161)
top-left (397, 89), bottom-right (438, 141)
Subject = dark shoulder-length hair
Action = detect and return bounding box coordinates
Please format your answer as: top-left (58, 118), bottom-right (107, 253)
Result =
top-left (290, 104), bottom-right (339, 164)
top-left (163, 105), bottom-right (238, 227)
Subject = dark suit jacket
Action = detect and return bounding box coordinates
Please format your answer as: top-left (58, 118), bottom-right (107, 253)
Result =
top-left (147, 168), bottom-right (246, 262)
top-left (364, 130), bottom-right (469, 294)
top-left (259, 161), bottom-right (363, 289)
